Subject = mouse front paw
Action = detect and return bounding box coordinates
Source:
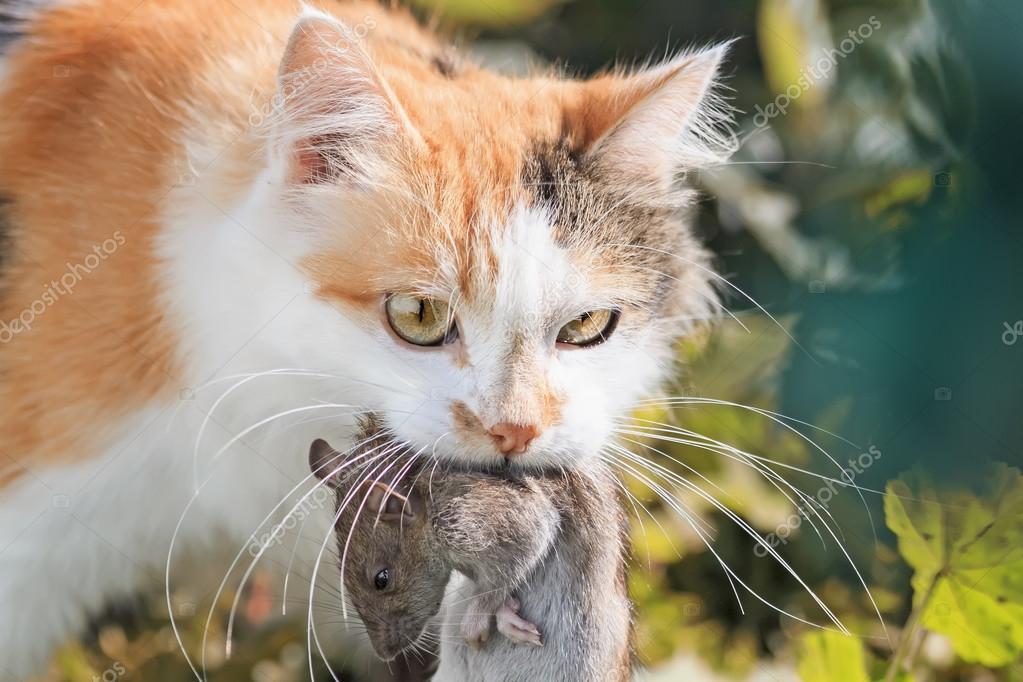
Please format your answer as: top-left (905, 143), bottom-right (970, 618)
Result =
top-left (460, 611), bottom-right (492, 649)
top-left (496, 596), bottom-right (543, 647)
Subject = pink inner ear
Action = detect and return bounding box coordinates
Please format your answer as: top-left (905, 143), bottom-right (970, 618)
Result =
top-left (382, 493), bottom-right (411, 517)
top-left (291, 133), bottom-right (360, 185)
top-left (293, 147), bottom-right (328, 185)
top-left (365, 481), bottom-right (412, 519)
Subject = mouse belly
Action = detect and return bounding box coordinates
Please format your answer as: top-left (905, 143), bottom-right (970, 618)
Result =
top-left (434, 556), bottom-right (631, 682)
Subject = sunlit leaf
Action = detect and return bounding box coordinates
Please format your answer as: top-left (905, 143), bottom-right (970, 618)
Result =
top-left (797, 631), bottom-right (870, 682)
top-left (885, 464), bottom-right (1023, 667)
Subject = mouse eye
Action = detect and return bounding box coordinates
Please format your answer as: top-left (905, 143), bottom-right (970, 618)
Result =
top-left (374, 568), bottom-right (390, 591)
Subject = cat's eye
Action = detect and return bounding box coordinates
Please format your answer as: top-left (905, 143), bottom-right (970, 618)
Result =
top-left (385, 294), bottom-right (457, 347)
top-left (374, 568), bottom-right (390, 591)
top-left (556, 309), bottom-right (620, 347)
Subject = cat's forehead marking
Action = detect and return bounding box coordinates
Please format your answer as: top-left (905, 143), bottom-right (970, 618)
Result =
top-left (516, 140), bottom-right (683, 314)
top-left (521, 140), bottom-right (676, 254)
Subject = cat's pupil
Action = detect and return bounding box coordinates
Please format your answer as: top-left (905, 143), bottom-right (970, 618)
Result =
top-left (417, 300), bottom-right (425, 323)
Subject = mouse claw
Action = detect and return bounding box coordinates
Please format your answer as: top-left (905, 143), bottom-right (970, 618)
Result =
top-left (497, 597), bottom-right (543, 647)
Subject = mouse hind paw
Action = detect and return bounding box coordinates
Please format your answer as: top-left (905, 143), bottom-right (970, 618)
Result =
top-left (496, 596), bottom-right (543, 647)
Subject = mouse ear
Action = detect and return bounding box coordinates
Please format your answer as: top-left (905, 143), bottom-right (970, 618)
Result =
top-left (364, 481), bottom-right (420, 522)
top-left (309, 439), bottom-right (343, 487)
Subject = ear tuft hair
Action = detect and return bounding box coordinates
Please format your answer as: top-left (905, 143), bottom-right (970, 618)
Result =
top-left (586, 42), bottom-right (737, 195)
top-left (270, 9), bottom-right (417, 185)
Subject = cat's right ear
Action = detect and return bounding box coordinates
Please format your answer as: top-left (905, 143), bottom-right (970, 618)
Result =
top-left (579, 44), bottom-right (736, 199)
top-left (309, 438), bottom-right (342, 487)
top-left (272, 9), bottom-right (423, 185)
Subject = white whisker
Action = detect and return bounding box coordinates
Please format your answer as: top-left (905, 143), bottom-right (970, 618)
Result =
top-left (205, 432), bottom-right (391, 672)
top-left (603, 448), bottom-right (848, 633)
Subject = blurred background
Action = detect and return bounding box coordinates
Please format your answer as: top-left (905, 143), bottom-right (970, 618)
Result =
top-left (38, 0), bottom-right (1023, 680)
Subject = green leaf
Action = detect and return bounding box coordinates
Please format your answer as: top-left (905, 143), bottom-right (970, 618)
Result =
top-left (885, 464), bottom-right (1023, 667)
top-left (798, 631), bottom-right (870, 682)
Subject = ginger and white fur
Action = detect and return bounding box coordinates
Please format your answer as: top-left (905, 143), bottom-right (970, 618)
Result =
top-left (0, 0), bottom-right (732, 677)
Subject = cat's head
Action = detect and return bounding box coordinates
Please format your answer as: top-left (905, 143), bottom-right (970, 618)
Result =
top-left (268, 9), bottom-right (733, 470)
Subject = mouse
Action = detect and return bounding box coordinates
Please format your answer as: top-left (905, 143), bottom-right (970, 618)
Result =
top-left (309, 431), bottom-right (561, 659)
top-left (309, 423), bottom-right (633, 681)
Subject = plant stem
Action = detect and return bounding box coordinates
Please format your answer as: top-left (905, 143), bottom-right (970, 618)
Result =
top-left (884, 573), bottom-right (940, 682)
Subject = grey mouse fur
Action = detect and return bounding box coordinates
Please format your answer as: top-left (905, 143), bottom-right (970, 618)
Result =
top-left (310, 433), bottom-right (564, 659)
top-left (309, 427), bottom-right (633, 680)
top-left (433, 462), bottom-right (634, 682)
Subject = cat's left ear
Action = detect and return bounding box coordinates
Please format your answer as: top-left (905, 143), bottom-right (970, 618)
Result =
top-left (272, 8), bottom-right (423, 185)
top-left (582, 44), bottom-right (735, 196)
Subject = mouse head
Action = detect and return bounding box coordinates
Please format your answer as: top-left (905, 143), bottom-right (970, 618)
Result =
top-left (309, 438), bottom-right (450, 661)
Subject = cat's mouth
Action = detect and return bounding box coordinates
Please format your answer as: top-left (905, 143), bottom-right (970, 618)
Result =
top-left (449, 400), bottom-right (548, 461)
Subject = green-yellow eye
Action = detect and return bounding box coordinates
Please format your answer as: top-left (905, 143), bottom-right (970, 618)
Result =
top-left (556, 309), bottom-right (620, 347)
top-left (385, 294), bottom-right (456, 347)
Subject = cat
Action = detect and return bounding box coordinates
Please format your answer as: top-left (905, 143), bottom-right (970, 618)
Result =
top-left (0, 0), bottom-right (732, 676)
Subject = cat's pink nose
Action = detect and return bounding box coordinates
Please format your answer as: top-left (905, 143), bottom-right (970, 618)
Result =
top-left (488, 422), bottom-right (540, 456)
